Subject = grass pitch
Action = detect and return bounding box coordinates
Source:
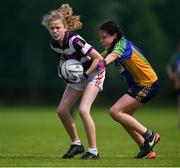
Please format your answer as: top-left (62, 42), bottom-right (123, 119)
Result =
top-left (0, 105), bottom-right (180, 167)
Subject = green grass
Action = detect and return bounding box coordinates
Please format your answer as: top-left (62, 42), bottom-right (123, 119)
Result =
top-left (0, 105), bottom-right (180, 167)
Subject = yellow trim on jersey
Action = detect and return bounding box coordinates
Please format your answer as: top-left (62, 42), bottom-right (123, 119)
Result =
top-left (101, 50), bottom-right (108, 58)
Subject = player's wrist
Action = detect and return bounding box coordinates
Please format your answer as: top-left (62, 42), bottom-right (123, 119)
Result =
top-left (102, 59), bottom-right (107, 66)
top-left (97, 59), bottom-right (107, 71)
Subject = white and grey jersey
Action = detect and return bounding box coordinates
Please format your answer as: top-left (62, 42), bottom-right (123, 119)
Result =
top-left (50, 31), bottom-right (93, 71)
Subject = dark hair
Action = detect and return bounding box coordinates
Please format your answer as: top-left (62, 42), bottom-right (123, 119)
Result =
top-left (99, 21), bottom-right (123, 54)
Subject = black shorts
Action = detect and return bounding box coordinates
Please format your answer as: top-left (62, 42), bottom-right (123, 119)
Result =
top-left (127, 81), bottom-right (159, 103)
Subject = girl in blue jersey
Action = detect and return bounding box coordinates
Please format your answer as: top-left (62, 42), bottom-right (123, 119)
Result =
top-left (41, 4), bottom-right (105, 160)
top-left (97, 21), bottom-right (160, 159)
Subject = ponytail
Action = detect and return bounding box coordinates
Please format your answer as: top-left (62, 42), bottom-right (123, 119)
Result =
top-left (41, 4), bottom-right (82, 31)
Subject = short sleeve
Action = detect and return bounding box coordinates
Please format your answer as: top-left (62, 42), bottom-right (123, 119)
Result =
top-left (101, 50), bottom-right (108, 58)
top-left (73, 37), bottom-right (93, 56)
top-left (111, 38), bottom-right (126, 58)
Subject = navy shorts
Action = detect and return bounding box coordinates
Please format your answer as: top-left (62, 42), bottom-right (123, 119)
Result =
top-left (127, 81), bottom-right (159, 103)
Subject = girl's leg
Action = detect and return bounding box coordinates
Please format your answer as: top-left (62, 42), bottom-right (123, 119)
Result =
top-left (117, 100), bottom-right (144, 147)
top-left (79, 84), bottom-right (99, 149)
top-left (57, 85), bottom-right (82, 142)
top-left (109, 94), bottom-right (159, 158)
top-left (109, 94), bottom-right (147, 135)
top-left (123, 126), bottom-right (144, 147)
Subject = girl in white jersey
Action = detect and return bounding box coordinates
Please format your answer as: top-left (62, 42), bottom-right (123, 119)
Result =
top-left (41, 4), bottom-right (105, 160)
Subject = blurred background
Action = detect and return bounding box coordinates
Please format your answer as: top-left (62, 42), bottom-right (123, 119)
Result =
top-left (0, 0), bottom-right (180, 106)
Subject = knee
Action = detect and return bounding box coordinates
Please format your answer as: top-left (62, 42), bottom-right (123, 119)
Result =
top-left (109, 107), bottom-right (124, 122)
top-left (79, 107), bottom-right (89, 119)
top-left (57, 105), bottom-right (68, 119)
top-left (109, 107), bottom-right (118, 120)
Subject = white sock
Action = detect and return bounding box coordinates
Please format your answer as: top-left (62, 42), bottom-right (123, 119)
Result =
top-left (88, 148), bottom-right (98, 156)
top-left (72, 140), bottom-right (81, 146)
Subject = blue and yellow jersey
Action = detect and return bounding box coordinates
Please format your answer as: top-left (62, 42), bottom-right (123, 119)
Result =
top-left (102, 37), bottom-right (158, 87)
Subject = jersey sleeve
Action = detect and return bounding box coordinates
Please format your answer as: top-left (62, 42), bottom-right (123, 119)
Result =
top-left (73, 37), bottom-right (93, 56)
top-left (101, 50), bottom-right (108, 58)
top-left (111, 38), bottom-right (132, 64)
top-left (111, 38), bottom-right (126, 58)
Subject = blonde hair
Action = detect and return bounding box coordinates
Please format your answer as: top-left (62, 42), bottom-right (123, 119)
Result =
top-left (41, 4), bottom-right (82, 31)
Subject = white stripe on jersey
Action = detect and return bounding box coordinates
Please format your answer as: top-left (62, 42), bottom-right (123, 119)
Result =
top-left (50, 37), bottom-right (76, 55)
top-left (81, 43), bottom-right (92, 55)
top-left (68, 36), bottom-right (77, 54)
top-left (50, 34), bottom-right (92, 57)
top-left (80, 56), bottom-right (91, 64)
top-left (50, 44), bottom-right (64, 54)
